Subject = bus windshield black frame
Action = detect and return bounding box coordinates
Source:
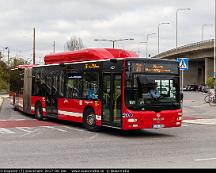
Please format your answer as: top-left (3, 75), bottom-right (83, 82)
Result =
top-left (125, 59), bottom-right (181, 111)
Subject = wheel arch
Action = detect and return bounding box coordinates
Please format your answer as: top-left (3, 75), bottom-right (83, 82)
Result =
top-left (83, 106), bottom-right (95, 118)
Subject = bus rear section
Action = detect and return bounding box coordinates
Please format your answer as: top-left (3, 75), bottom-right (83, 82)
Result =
top-left (10, 66), bottom-right (32, 114)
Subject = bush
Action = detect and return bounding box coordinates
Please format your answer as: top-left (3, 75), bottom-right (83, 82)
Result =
top-left (206, 77), bottom-right (216, 89)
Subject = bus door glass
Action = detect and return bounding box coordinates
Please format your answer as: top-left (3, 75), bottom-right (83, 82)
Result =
top-left (102, 73), bottom-right (122, 127)
top-left (45, 69), bottom-right (58, 117)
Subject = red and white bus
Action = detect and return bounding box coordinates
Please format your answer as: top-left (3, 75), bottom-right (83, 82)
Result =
top-left (10, 48), bottom-right (182, 131)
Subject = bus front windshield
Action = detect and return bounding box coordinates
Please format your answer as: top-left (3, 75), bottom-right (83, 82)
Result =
top-left (125, 74), bottom-right (180, 110)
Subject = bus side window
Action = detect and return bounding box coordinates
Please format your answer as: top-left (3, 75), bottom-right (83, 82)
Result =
top-left (82, 72), bottom-right (99, 100)
top-left (65, 77), bottom-right (82, 98)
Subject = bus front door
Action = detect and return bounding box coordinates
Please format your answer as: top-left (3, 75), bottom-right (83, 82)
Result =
top-left (102, 73), bottom-right (122, 127)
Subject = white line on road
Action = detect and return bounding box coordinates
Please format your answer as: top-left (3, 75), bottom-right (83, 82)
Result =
top-left (16, 127), bottom-right (33, 133)
top-left (62, 126), bottom-right (87, 132)
top-left (41, 126), bottom-right (68, 132)
top-left (183, 119), bottom-right (216, 125)
top-left (0, 128), bottom-right (15, 134)
top-left (194, 158), bottom-right (216, 162)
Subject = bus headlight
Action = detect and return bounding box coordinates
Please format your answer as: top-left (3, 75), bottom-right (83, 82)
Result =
top-left (177, 112), bottom-right (182, 121)
top-left (177, 116), bottom-right (182, 121)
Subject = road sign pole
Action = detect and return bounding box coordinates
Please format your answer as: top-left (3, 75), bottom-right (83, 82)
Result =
top-left (181, 70), bottom-right (184, 92)
top-left (181, 70), bottom-right (184, 109)
top-left (177, 57), bottom-right (188, 106)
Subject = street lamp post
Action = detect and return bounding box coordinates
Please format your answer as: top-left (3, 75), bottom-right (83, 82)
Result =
top-left (176, 8), bottom-right (191, 48)
top-left (202, 24), bottom-right (213, 41)
top-left (94, 38), bottom-right (134, 49)
top-left (33, 27), bottom-right (36, 65)
top-left (158, 22), bottom-right (170, 54)
top-left (146, 33), bottom-right (156, 58)
top-left (214, 0), bottom-right (216, 91)
top-left (176, 8), bottom-right (191, 97)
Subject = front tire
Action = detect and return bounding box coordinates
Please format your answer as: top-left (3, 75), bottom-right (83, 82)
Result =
top-left (83, 108), bottom-right (99, 131)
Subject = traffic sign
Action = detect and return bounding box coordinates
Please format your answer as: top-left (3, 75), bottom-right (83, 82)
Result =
top-left (177, 58), bottom-right (189, 70)
top-left (214, 72), bottom-right (216, 79)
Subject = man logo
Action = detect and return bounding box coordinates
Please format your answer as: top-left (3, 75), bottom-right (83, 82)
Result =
top-left (153, 113), bottom-right (164, 121)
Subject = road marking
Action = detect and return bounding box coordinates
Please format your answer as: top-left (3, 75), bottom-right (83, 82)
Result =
top-left (16, 127), bottom-right (33, 133)
top-left (19, 128), bottom-right (40, 137)
top-left (62, 126), bottom-right (87, 132)
top-left (0, 128), bottom-right (15, 134)
top-left (41, 126), bottom-right (68, 132)
top-left (194, 158), bottom-right (216, 162)
top-left (183, 119), bottom-right (216, 125)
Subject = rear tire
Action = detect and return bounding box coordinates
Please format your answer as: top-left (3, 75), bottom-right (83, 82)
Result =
top-left (83, 108), bottom-right (99, 131)
top-left (35, 103), bottom-right (43, 120)
top-left (209, 96), bottom-right (216, 106)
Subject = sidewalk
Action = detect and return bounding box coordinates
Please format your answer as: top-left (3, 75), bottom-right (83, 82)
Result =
top-left (0, 94), bottom-right (8, 111)
top-left (183, 92), bottom-right (216, 120)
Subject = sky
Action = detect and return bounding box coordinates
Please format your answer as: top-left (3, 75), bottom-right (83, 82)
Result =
top-left (0, 0), bottom-right (214, 64)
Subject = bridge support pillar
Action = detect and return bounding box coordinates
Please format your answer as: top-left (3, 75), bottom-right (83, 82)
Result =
top-left (205, 58), bottom-right (214, 84)
top-left (184, 61), bottom-right (205, 86)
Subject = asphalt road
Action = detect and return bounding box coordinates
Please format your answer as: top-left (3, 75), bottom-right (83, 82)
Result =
top-left (0, 92), bottom-right (216, 169)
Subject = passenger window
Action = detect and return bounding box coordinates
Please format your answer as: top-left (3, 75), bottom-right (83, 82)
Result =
top-left (65, 73), bottom-right (82, 98)
top-left (83, 72), bottom-right (99, 100)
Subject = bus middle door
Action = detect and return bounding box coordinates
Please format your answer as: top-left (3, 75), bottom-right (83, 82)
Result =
top-left (45, 73), bottom-right (58, 118)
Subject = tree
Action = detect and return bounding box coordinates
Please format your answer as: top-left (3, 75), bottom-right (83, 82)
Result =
top-left (0, 57), bottom-right (31, 91)
top-left (0, 60), bottom-right (9, 91)
top-left (66, 36), bottom-right (84, 51)
top-left (10, 57), bottom-right (30, 69)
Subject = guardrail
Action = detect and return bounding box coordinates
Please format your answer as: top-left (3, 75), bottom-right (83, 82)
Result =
top-left (154, 39), bottom-right (214, 59)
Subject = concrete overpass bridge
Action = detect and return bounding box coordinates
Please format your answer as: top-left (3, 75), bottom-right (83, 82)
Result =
top-left (153, 39), bottom-right (215, 86)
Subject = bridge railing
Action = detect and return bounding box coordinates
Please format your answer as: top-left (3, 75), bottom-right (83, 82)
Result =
top-left (154, 39), bottom-right (214, 58)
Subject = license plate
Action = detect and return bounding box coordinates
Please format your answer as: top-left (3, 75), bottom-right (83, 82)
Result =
top-left (153, 124), bottom-right (164, 129)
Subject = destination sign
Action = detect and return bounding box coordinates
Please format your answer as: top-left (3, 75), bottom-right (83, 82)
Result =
top-left (130, 62), bottom-right (178, 74)
top-left (145, 64), bottom-right (171, 73)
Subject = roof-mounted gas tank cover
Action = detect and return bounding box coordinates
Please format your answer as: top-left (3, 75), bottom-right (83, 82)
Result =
top-left (44, 48), bottom-right (139, 65)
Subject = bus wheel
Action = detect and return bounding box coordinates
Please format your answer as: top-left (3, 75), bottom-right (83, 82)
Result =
top-left (35, 103), bottom-right (43, 120)
top-left (84, 108), bottom-right (98, 131)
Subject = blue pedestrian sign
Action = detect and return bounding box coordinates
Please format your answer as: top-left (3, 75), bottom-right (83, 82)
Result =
top-left (177, 58), bottom-right (189, 70)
